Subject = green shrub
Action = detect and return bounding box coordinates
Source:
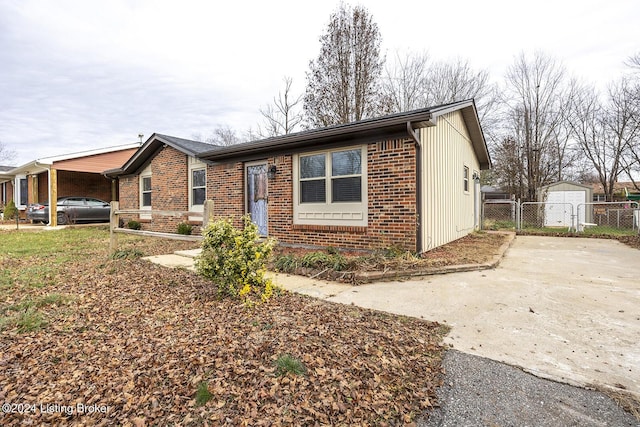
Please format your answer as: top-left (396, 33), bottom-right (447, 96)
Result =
top-left (127, 220), bottom-right (141, 230)
top-left (177, 222), bottom-right (193, 235)
top-left (274, 254), bottom-right (299, 273)
top-left (196, 215), bottom-right (275, 305)
top-left (3, 200), bottom-right (18, 220)
top-left (301, 251), bottom-right (348, 271)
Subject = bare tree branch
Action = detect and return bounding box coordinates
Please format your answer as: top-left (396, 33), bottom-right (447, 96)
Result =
top-left (0, 140), bottom-right (16, 164)
top-left (259, 77), bottom-right (303, 137)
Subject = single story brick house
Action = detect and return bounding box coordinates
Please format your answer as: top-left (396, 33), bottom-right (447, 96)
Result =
top-left (1, 144), bottom-right (139, 224)
top-left (104, 135), bottom-right (219, 233)
top-left (108, 100), bottom-right (490, 252)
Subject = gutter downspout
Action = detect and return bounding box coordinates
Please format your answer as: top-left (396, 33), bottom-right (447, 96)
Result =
top-left (406, 122), bottom-right (422, 253)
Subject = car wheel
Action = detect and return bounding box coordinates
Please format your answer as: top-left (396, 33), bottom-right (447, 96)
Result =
top-left (57, 212), bottom-right (68, 225)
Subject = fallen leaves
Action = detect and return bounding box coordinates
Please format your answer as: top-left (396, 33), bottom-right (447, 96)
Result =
top-left (0, 231), bottom-right (448, 426)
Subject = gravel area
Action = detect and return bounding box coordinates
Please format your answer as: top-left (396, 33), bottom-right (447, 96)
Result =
top-left (420, 350), bottom-right (639, 427)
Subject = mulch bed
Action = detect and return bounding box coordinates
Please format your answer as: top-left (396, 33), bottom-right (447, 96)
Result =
top-left (271, 232), bottom-right (511, 283)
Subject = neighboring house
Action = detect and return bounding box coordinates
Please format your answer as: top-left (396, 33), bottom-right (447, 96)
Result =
top-left (1, 144), bottom-right (139, 224)
top-left (104, 135), bottom-right (219, 233)
top-left (109, 100), bottom-right (490, 252)
top-left (481, 185), bottom-right (512, 201)
top-left (590, 181), bottom-right (640, 202)
top-left (0, 166), bottom-right (15, 214)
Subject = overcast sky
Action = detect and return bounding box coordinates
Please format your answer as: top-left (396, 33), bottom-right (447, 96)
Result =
top-left (1, 0), bottom-right (638, 166)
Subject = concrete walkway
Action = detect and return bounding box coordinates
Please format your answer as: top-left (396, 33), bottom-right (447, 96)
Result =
top-left (145, 236), bottom-right (640, 399)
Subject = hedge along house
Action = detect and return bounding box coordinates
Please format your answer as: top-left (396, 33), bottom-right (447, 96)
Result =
top-left (110, 100), bottom-right (490, 252)
top-left (104, 135), bottom-right (220, 233)
top-left (1, 144), bottom-right (139, 224)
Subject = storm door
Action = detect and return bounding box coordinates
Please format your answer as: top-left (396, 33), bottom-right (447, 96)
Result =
top-left (246, 163), bottom-right (268, 236)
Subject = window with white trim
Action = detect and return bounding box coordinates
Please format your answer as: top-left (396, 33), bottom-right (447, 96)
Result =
top-left (294, 146), bottom-right (367, 226)
top-left (19, 178), bottom-right (28, 206)
top-left (300, 148), bottom-right (363, 204)
top-left (191, 168), bottom-right (206, 206)
top-left (141, 176), bottom-right (152, 207)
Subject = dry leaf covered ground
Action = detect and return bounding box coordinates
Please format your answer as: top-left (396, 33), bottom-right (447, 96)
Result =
top-left (0, 228), bottom-right (447, 426)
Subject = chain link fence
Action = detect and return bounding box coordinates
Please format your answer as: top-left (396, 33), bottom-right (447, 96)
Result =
top-left (482, 200), bottom-right (640, 234)
top-left (520, 202), bottom-right (575, 231)
top-left (482, 201), bottom-right (518, 230)
top-left (577, 202), bottom-right (640, 232)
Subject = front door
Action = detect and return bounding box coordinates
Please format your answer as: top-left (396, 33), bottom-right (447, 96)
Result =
top-left (246, 163), bottom-right (268, 236)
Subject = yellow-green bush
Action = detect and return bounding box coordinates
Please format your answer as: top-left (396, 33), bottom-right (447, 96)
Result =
top-left (196, 215), bottom-right (275, 305)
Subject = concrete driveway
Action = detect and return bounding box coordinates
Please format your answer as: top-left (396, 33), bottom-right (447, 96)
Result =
top-left (275, 236), bottom-right (640, 398)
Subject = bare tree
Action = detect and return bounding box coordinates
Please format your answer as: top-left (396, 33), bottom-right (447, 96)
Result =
top-left (0, 140), bottom-right (16, 164)
top-left (304, 2), bottom-right (387, 127)
top-left (567, 79), bottom-right (639, 201)
top-left (192, 125), bottom-right (242, 147)
top-left (625, 52), bottom-right (640, 70)
top-left (259, 77), bottom-right (303, 137)
top-left (490, 136), bottom-right (527, 198)
top-left (382, 50), bottom-right (430, 112)
top-left (382, 53), bottom-right (500, 140)
top-left (500, 51), bottom-right (570, 201)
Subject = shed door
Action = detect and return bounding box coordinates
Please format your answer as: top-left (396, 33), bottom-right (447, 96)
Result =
top-left (246, 163), bottom-right (268, 236)
top-left (544, 190), bottom-right (585, 227)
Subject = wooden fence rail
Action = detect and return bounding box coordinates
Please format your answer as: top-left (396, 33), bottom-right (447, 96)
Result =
top-left (109, 200), bottom-right (214, 253)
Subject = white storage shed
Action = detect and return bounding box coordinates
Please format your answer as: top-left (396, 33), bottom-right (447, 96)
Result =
top-left (538, 181), bottom-right (593, 229)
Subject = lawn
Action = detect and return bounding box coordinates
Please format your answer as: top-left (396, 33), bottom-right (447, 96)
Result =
top-left (0, 227), bottom-right (448, 426)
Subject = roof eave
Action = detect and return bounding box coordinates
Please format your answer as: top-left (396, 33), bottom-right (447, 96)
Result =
top-left (200, 110), bottom-right (435, 162)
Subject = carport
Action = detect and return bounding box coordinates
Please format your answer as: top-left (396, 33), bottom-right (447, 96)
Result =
top-left (2, 144), bottom-right (138, 225)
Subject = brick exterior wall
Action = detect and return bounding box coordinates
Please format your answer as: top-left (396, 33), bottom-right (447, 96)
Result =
top-left (1, 181), bottom-right (13, 207)
top-left (208, 138), bottom-right (418, 251)
top-left (118, 139), bottom-right (418, 250)
top-left (28, 170), bottom-right (112, 204)
top-left (118, 146), bottom-right (205, 233)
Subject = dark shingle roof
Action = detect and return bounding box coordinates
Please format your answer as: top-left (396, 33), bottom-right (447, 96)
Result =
top-left (0, 165), bottom-right (15, 172)
top-left (104, 133), bottom-right (219, 177)
top-left (154, 134), bottom-right (221, 156)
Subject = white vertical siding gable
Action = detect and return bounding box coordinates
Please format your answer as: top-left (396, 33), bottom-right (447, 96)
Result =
top-left (419, 110), bottom-right (481, 250)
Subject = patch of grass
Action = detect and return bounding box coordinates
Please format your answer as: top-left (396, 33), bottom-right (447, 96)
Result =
top-left (14, 308), bottom-right (47, 332)
top-left (581, 226), bottom-right (637, 237)
top-left (1, 294), bottom-right (72, 333)
top-left (195, 381), bottom-right (213, 406)
top-left (35, 293), bottom-right (70, 307)
top-left (111, 248), bottom-right (144, 259)
top-left (0, 228), bottom-right (105, 258)
top-left (274, 354), bottom-right (306, 377)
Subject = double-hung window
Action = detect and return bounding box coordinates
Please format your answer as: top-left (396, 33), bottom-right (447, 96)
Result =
top-left (191, 169), bottom-right (206, 206)
top-left (141, 176), bottom-right (152, 207)
top-left (299, 148), bottom-right (363, 204)
top-left (294, 146), bottom-right (367, 226)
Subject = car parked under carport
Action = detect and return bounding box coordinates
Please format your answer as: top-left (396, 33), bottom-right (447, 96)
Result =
top-left (27, 196), bottom-right (111, 225)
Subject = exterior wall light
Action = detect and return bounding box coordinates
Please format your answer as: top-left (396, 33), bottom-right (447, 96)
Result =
top-left (267, 165), bottom-right (277, 179)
